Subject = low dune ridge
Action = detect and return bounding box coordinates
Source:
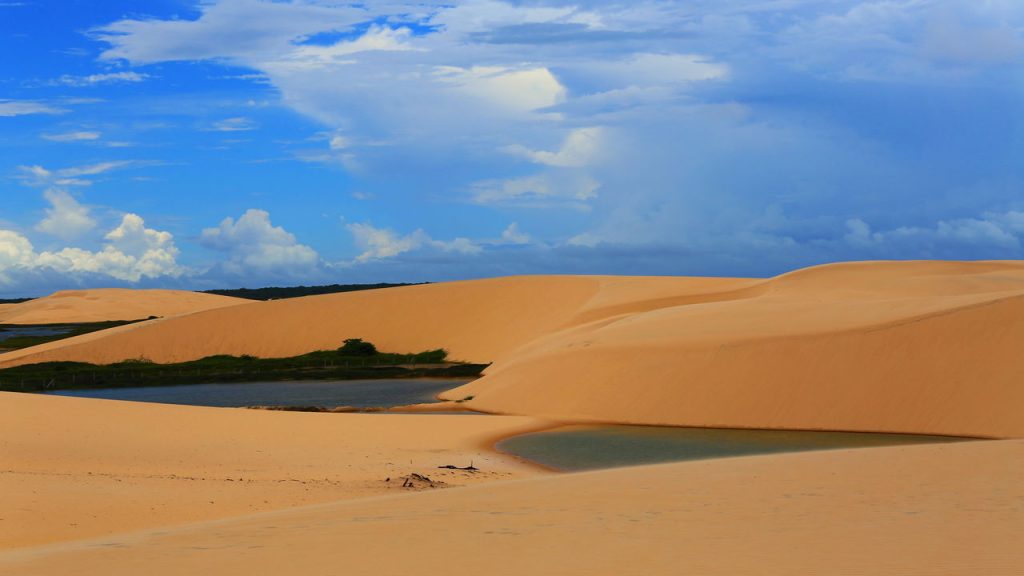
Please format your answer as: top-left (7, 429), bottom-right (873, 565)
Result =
top-left (0, 289), bottom-right (248, 325)
top-left (0, 392), bottom-right (546, 549)
top-left (4, 437), bottom-right (1020, 575)
top-left (3, 261), bottom-right (1024, 437)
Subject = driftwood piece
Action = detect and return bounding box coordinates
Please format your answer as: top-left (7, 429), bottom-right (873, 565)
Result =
top-left (437, 461), bottom-right (478, 471)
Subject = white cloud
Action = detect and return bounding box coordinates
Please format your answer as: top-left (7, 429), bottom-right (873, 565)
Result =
top-left (504, 127), bottom-right (604, 168)
top-left (0, 100), bottom-right (67, 117)
top-left (471, 173), bottom-right (600, 206)
top-left (346, 222), bottom-right (481, 262)
top-left (845, 211), bottom-right (1024, 251)
top-left (17, 161), bottom-right (137, 187)
top-left (200, 209), bottom-right (319, 275)
top-left (0, 215), bottom-right (183, 285)
top-left (211, 117), bottom-right (257, 132)
top-left (582, 53), bottom-right (729, 88)
top-left (278, 25), bottom-right (417, 69)
top-left (94, 0), bottom-right (366, 64)
top-left (347, 223), bottom-right (431, 261)
top-left (0, 230), bottom-right (35, 269)
top-left (501, 222), bottom-right (531, 245)
top-left (434, 65), bottom-right (568, 113)
top-left (56, 71), bottom-right (150, 86)
top-left (35, 189), bottom-right (97, 240)
top-left (329, 133), bottom-right (350, 150)
top-left (42, 131), bottom-right (102, 142)
top-left (567, 232), bottom-right (601, 247)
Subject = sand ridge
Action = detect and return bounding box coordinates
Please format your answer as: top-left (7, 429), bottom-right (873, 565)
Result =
top-left (0, 288), bottom-right (248, 325)
top-left (4, 437), bottom-right (1020, 575)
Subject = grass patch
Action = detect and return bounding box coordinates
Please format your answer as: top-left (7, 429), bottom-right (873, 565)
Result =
top-left (0, 341), bottom-right (486, 392)
top-left (0, 320), bottom-right (146, 351)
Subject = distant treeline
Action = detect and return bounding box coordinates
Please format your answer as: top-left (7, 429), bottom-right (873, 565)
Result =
top-left (202, 282), bottom-right (425, 301)
top-left (0, 298), bottom-right (33, 304)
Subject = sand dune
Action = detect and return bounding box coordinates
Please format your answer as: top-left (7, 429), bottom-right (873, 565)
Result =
top-left (3, 261), bottom-right (1023, 437)
top-left (0, 392), bottom-right (547, 548)
top-left (4, 437), bottom-right (1020, 575)
top-left (1, 275), bottom-right (743, 367)
top-left (0, 289), bottom-right (248, 325)
top-left (449, 261), bottom-right (1024, 438)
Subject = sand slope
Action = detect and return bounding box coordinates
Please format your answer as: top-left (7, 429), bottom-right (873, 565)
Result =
top-left (0, 276), bottom-right (748, 367)
top-left (0, 289), bottom-right (248, 324)
top-left (0, 392), bottom-right (546, 548)
top-left (5, 437), bottom-right (1020, 575)
top-left (3, 261), bottom-right (1024, 437)
top-left (450, 261), bottom-right (1024, 438)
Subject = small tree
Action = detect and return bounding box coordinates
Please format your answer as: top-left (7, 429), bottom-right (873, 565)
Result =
top-left (337, 338), bottom-right (378, 356)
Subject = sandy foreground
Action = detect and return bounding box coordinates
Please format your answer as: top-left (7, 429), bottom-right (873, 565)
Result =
top-left (0, 392), bottom-right (547, 549)
top-left (0, 288), bottom-right (248, 324)
top-left (4, 436), bottom-right (1021, 575)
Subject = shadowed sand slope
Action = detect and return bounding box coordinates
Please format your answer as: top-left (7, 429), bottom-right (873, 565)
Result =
top-left (0, 289), bottom-right (248, 324)
top-left (3, 261), bottom-right (1024, 437)
top-left (4, 438), bottom-right (1020, 575)
top-left (0, 392), bottom-right (547, 548)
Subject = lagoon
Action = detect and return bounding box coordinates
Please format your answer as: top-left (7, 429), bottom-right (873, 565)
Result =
top-left (47, 378), bottom-right (468, 409)
top-left (497, 424), bottom-right (971, 472)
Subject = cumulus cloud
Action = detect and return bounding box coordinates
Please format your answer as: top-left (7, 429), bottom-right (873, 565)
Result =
top-left (434, 65), bottom-right (568, 113)
top-left (66, 1), bottom-right (1024, 281)
top-left (346, 222), bottom-right (481, 262)
top-left (0, 214), bottom-right (183, 286)
top-left (280, 25), bottom-right (416, 69)
top-left (501, 222), bottom-right (531, 245)
top-left (845, 212), bottom-right (1024, 252)
top-left (200, 209), bottom-right (319, 276)
top-left (504, 127), bottom-right (603, 168)
top-left (35, 189), bottom-right (97, 240)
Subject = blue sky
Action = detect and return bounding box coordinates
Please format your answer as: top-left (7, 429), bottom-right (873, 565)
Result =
top-left (1, 0), bottom-right (1023, 296)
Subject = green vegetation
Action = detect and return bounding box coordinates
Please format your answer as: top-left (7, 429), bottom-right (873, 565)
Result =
top-left (202, 282), bottom-right (424, 301)
top-left (0, 320), bottom-right (143, 351)
top-left (0, 340), bottom-right (481, 393)
top-left (337, 338), bottom-right (378, 356)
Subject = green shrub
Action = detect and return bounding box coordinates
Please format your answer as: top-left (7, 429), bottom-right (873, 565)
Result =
top-left (337, 338), bottom-right (378, 357)
top-left (412, 348), bottom-right (448, 363)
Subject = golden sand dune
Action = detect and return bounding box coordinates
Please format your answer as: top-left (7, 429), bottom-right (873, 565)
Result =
top-left (0, 275), bottom-right (742, 367)
top-left (4, 437), bottom-right (1020, 575)
top-left (449, 261), bottom-right (1024, 438)
top-left (3, 261), bottom-right (1023, 437)
top-left (0, 392), bottom-right (546, 549)
top-left (0, 288), bottom-right (248, 325)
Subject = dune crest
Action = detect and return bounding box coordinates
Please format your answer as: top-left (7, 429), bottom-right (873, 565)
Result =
top-left (0, 289), bottom-right (248, 325)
